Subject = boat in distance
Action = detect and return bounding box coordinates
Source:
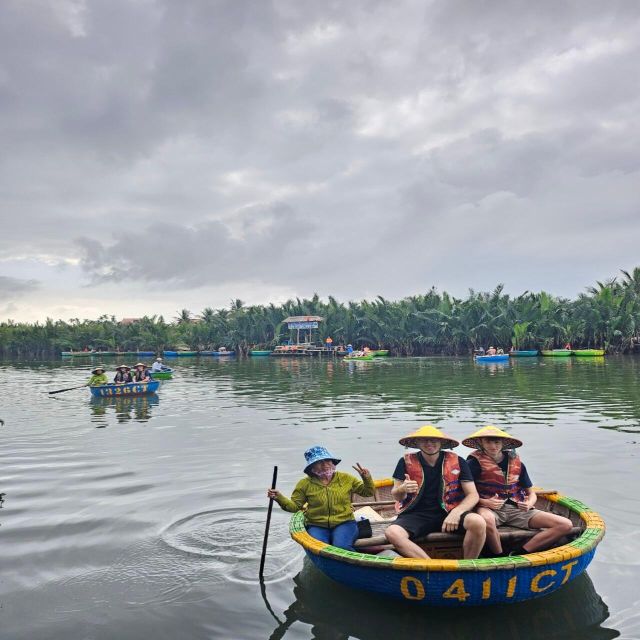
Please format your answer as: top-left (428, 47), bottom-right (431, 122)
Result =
top-left (89, 380), bottom-right (160, 397)
top-left (509, 350), bottom-right (539, 357)
top-left (573, 349), bottom-right (605, 357)
top-left (475, 354), bottom-right (509, 362)
top-left (541, 350), bottom-right (573, 357)
top-left (288, 479), bottom-right (604, 606)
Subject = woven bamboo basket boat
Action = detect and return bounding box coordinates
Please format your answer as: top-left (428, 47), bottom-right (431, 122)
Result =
top-left (288, 479), bottom-right (604, 606)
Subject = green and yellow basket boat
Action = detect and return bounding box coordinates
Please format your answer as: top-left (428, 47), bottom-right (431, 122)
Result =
top-left (289, 479), bottom-right (604, 606)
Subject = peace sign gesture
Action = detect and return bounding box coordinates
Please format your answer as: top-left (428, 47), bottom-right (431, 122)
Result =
top-left (352, 462), bottom-right (370, 478)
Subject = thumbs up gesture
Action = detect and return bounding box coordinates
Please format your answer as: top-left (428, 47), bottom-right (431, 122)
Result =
top-left (403, 473), bottom-right (419, 494)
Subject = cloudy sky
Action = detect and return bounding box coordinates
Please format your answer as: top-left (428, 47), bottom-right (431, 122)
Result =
top-left (1, 1), bottom-right (639, 322)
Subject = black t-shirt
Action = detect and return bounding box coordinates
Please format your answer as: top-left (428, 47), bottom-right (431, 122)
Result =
top-left (393, 451), bottom-right (473, 514)
top-left (466, 454), bottom-right (533, 489)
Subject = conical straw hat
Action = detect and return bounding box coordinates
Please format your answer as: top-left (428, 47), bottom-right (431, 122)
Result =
top-left (399, 425), bottom-right (459, 450)
top-left (462, 425), bottom-right (523, 450)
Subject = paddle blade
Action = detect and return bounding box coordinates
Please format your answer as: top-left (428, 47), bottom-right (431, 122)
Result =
top-left (48, 384), bottom-right (87, 395)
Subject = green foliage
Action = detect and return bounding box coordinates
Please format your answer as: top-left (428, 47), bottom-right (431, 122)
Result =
top-left (2, 269), bottom-right (640, 356)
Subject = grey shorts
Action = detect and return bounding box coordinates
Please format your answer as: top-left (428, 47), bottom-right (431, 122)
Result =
top-left (493, 502), bottom-right (540, 529)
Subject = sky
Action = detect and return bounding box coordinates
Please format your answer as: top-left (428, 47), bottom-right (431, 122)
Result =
top-left (1, 0), bottom-right (639, 323)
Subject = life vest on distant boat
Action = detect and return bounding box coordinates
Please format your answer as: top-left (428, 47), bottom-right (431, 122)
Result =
top-left (468, 450), bottom-right (527, 502)
top-left (395, 451), bottom-right (464, 514)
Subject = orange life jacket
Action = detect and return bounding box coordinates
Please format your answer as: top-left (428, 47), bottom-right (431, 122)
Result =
top-left (395, 451), bottom-right (464, 514)
top-left (468, 450), bottom-right (527, 502)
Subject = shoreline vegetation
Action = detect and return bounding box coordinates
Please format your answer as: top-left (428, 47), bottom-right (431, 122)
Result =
top-left (2, 268), bottom-right (640, 358)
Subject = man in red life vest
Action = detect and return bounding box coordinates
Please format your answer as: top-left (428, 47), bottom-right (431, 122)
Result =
top-left (463, 425), bottom-right (573, 556)
top-left (385, 425), bottom-right (486, 559)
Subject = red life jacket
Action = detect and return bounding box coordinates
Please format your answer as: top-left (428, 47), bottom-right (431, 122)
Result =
top-left (395, 451), bottom-right (464, 514)
top-left (468, 450), bottom-right (527, 502)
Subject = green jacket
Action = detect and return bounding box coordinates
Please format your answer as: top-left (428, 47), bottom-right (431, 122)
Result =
top-left (88, 373), bottom-right (108, 386)
top-left (275, 471), bottom-right (375, 528)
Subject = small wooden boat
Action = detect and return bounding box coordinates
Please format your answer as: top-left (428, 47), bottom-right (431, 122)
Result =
top-left (289, 479), bottom-right (604, 606)
top-left (89, 380), bottom-right (160, 397)
top-left (541, 350), bottom-right (573, 357)
top-left (509, 350), bottom-right (539, 357)
top-left (249, 350), bottom-right (272, 356)
top-left (149, 368), bottom-right (173, 380)
top-left (475, 354), bottom-right (509, 362)
top-left (573, 349), bottom-right (605, 357)
top-left (371, 350), bottom-right (390, 357)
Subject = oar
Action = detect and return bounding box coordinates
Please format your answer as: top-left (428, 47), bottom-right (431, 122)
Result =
top-left (48, 384), bottom-right (88, 395)
top-left (259, 465), bottom-right (278, 579)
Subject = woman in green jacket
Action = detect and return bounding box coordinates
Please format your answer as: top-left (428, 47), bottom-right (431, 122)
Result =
top-left (87, 366), bottom-right (108, 386)
top-left (267, 445), bottom-right (374, 551)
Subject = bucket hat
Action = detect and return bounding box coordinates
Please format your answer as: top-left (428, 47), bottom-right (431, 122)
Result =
top-left (399, 425), bottom-right (459, 449)
top-left (303, 445), bottom-right (341, 474)
top-left (462, 425), bottom-right (523, 450)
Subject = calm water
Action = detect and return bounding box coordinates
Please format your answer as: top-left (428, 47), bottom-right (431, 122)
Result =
top-left (1, 356), bottom-right (638, 639)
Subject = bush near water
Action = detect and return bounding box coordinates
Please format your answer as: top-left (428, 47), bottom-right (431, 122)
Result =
top-left (3, 269), bottom-right (640, 357)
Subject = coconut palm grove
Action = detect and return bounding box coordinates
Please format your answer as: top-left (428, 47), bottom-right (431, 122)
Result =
top-left (2, 268), bottom-right (640, 357)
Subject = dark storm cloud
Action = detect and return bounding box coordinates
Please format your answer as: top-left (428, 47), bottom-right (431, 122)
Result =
top-left (0, 276), bottom-right (40, 297)
top-left (1, 0), bottom-right (640, 315)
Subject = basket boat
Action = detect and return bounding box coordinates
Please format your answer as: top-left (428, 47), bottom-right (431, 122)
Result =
top-left (249, 350), bottom-right (272, 356)
top-left (288, 479), bottom-right (604, 606)
top-left (89, 381), bottom-right (160, 397)
top-left (344, 355), bottom-right (374, 361)
top-left (149, 368), bottom-right (173, 380)
top-left (541, 350), bottom-right (573, 357)
top-left (371, 350), bottom-right (389, 357)
top-left (475, 354), bottom-right (509, 362)
top-left (573, 349), bottom-right (605, 357)
top-left (509, 350), bottom-right (539, 357)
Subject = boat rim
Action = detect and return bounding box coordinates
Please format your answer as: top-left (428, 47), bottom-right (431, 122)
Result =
top-left (289, 479), bottom-right (605, 572)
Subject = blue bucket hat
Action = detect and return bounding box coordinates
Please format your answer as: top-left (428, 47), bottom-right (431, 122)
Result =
top-left (303, 445), bottom-right (341, 474)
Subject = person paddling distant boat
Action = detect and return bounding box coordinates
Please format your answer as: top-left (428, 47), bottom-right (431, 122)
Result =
top-left (87, 366), bottom-right (108, 386)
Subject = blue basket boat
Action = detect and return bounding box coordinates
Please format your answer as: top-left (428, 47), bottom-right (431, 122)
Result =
top-left (89, 381), bottom-right (160, 398)
top-left (475, 354), bottom-right (509, 363)
top-left (288, 479), bottom-right (604, 606)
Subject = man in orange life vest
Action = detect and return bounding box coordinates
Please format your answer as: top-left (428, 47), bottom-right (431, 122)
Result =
top-left (463, 425), bottom-right (573, 556)
top-left (385, 425), bottom-right (486, 559)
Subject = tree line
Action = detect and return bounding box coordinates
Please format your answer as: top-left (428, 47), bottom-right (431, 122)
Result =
top-left (2, 268), bottom-right (640, 357)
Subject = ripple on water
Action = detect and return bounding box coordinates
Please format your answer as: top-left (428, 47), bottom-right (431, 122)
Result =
top-left (160, 507), bottom-right (301, 584)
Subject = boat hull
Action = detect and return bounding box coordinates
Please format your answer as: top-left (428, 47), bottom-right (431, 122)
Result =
top-left (509, 350), bottom-right (539, 357)
top-left (573, 349), bottom-right (605, 357)
top-left (249, 350), bottom-right (272, 356)
top-left (541, 350), bottom-right (573, 357)
top-left (149, 370), bottom-right (173, 380)
top-left (344, 355), bottom-right (374, 361)
top-left (371, 350), bottom-right (389, 357)
top-left (290, 484), bottom-right (604, 606)
top-left (89, 381), bottom-right (160, 397)
top-left (475, 354), bottom-right (509, 362)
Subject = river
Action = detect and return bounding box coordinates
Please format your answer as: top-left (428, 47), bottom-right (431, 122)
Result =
top-left (0, 355), bottom-right (637, 639)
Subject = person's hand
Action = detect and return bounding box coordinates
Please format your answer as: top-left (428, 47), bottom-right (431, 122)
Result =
top-left (267, 489), bottom-right (281, 500)
top-left (402, 474), bottom-right (419, 494)
top-left (486, 493), bottom-right (505, 510)
top-left (352, 463), bottom-right (370, 478)
top-left (442, 511), bottom-right (460, 533)
top-left (517, 500), bottom-right (532, 511)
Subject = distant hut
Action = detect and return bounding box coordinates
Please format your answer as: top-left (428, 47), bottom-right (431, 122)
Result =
top-left (282, 316), bottom-right (324, 346)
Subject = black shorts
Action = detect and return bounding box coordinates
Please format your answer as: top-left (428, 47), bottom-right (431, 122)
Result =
top-left (394, 510), bottom-right (448, 540)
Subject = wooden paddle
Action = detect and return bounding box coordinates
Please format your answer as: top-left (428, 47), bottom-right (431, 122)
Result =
top-left (259, 465), bottom-right (278, 579)
top-left (48, 384), bottom-right (88, 395)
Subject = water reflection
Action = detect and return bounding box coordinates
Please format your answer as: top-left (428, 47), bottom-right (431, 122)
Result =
top-left (89, 394), bottom-right (159, 425)
top-left (268, 562), bottom-right (618, 640)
